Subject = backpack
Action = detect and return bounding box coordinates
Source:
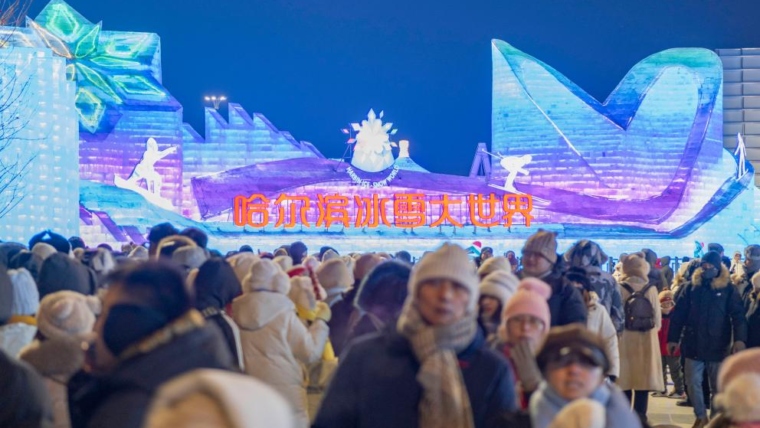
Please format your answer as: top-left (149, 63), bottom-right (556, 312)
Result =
top-left (621, 283), bottom-right (656, 331)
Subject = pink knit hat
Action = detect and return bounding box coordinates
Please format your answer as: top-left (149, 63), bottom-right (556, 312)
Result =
top-left (718, 348), bottom-right (760, 391)
top-left (503, 278), bottom-right (552, 328)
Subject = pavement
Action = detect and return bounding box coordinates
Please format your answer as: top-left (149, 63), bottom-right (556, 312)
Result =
top-left (648, 394), bottom-right (698, 427)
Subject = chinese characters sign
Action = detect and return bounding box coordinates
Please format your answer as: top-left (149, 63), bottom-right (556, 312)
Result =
top-left (233, 193), bottom-right (533, 229)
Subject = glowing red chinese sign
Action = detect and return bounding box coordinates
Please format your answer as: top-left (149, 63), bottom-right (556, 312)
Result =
top-left (233, 193), bottom-right (533, 229)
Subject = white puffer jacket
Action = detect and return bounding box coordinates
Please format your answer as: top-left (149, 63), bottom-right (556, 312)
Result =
top-left (586, 292), bottom-right (620, 378)
top-left (232, 291), bottom-right (328, 428)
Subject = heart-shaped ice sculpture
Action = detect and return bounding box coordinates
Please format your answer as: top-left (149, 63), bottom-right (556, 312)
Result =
top-left (490, 40), bottom-right (738, 224)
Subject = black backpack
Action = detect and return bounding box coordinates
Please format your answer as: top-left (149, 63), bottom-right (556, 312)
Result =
top-left (621, 283), bottom-right (656, 331)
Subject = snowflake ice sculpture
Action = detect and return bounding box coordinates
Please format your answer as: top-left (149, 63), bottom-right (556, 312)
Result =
top-left (350, 109), bottom-right (398, 172)
top-left (25, 0), bottom-right (169, 134)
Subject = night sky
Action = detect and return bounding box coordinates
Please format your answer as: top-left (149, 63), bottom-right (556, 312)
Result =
top-left (27, 0), bottom-right (760, 176)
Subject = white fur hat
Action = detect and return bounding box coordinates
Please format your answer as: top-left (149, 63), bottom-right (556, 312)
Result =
top-left (228, 253), bottom-right (260, 283)
top-left (547, 398), bottom-right (605, 428)
top-left (242, 259), bottom-right (289, 295)
top-left (288, 276), bottom-right (324, 310)
top-left (31, 243), bottom-right (57, 261)
top-left (273, 255), bottom-right (293, 273)
top-left (714, 373), bottom-right (760, 423)
top-left (479, 270), bottom-right (519, 307)
top-left (145, 369), bottom-right (294, 428)
top-left (36, 290), bottom-right (99, 340)
top-left (9, 268), bottom-right (38, 316)
top-left (316, 259), bottom-right (353, 293)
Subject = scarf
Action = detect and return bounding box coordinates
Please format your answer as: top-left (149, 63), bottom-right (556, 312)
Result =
top-left (397, 304), bottom-right (477, 428)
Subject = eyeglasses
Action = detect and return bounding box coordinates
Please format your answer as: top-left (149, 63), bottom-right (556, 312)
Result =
top-left (507, 315), bottom-right (545, 329)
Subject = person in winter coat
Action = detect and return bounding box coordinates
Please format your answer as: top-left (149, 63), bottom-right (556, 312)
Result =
top-left (478, 270), bottom-right (519, 343)
top-left (653, 290), bottom-right (686, 399)
top-left (67, 262), bottom-right (234, 428)
top-left (667, 251), bottom-right (748, 428)
top-left (641, 248), bottom-right (668, 292)
top-left (144, 369), bottom-right (295, 428)
top-left (189, 259), bottom-right (244, 370)
top-left (317, 258), bottom-right (354, 307)
top-left (231, 259), bottom-right (329, 427)
top-left (731, 244), bottom-right (760, 299)
top-left (345, 260), bottom-right (410, 346)
top-left (328, 253), bottom-right (383, 356)
top-left (616, 253), bottom-right (663, 423)
top-left (0, 268), bottom-right (39, 357)
top-left (661, 256), bottom-right (675, 289)
top-left (517, 229), bottom-right (588, 327)
top-left (565, 267), bottom-right (619, 382)
top-left (746, 272), bottom-right (760, 348)
top-left (19, 291), bottom-right (99, 428)
top-left (496, 278), bottom-right (552, 409)
top-left (0, 348), bottom-right (54, 427)
top-left (564, 240), bottom-right (624, 332)
top-left (530, 324), bottom-right (642, 428)
top-left (705, 349), bottom-right (760, 428)
top-left (314, 243), bottom-right (517, 428)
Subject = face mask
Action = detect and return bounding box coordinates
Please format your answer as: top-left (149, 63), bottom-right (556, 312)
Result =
top-left (103, 304), bottom-right (168, 357)
top-left (702, 267), bottom-right (719, 280)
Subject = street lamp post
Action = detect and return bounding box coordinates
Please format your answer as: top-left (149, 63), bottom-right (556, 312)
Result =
top-left (204, 95), bottom-right (227, 109)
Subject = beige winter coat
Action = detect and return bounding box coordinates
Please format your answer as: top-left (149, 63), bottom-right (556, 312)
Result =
top-left (616, 276), bottom-right (663, 391)
top-left (586, 293), bottom-right (620, 378)
top-left (232, 291), bottom-right (328, 428)
top-left (19, 336), bottom-right (88, 428)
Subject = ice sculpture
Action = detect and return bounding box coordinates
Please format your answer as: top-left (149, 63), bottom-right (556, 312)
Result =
top-left (114, 138), bottom-right (175, 209)
top-left (351, 109), bottom-right (397, 172)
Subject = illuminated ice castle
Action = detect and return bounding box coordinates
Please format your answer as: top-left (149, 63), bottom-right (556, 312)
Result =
top-left (0, 0), bottom-right (757, 256)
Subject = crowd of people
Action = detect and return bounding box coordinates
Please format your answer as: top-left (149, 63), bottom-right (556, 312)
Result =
top-left (0, 224), bottom-right (759, 428)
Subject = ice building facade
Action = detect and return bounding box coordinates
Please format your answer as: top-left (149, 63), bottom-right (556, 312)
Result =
top-left (0, 0), bottom-right (756, 256)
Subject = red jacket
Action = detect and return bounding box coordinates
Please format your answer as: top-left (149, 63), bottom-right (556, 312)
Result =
top-left (659, 313), bottom-right (680, 356)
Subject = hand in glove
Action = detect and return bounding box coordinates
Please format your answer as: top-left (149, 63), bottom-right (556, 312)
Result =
top-left (511, 339), bottom-right (543, 392)
top-left (667, 342), bottom-right (679, 356)
top-left (732, 341), bottom-right (747, 354)
top-left (315, 301), bottom-right (332, 323)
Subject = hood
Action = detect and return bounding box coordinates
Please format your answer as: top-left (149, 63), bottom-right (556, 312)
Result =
top-left (231, 292), bottom-right (295, 331)
top-left (19, 335), bottom-right (91, 379)
top-left (692, 265), bottom-right (731, 289)
top-left (641, 249), bottom-right (658, 266)
top-left (194, 260), bottom-right (242, 311)
top-left (661, 256), bottom-right (671, 265)
top-left (563, 240), bottom-right (608, 268)
top-left (38, 253), bottom-right (95, 298)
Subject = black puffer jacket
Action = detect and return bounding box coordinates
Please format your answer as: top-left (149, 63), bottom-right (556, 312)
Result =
top-left (518, 259), bottom-right (587, 327)
top-left (668, 265), bottom-right (748, 362)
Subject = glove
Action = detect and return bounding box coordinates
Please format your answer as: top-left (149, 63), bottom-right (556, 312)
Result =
top-left (511, 340), bottom-right (543, 392)
top-left (732, 341), bottom-right (747, 354)
top-left (315, 301), bottom-right (332, 323)
top-left (667, 342), bottom-right (679, 356)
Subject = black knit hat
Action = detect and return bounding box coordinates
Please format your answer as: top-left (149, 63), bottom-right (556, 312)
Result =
top-left (701, 251), bottom-right (722, 269)
top-left (536, 324), bottom-right (610, 375)
top-left (29, 230), bottom-right (71, 255)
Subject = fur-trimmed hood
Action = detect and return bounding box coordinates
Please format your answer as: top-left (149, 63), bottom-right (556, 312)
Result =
top-left (692, 264), bottom-right (731, 289)
top-left (18, 335), bottom-right (90, 381)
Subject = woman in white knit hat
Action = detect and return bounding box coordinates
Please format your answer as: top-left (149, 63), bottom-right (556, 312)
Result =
top-left (19, 291), bottom-right (99, 428)
top-left (314, 243), bottom-right (517, 428)
top-left (231, 259), bottom-right (329, 428)
top-left (478, 270), bottom-right (519, 343)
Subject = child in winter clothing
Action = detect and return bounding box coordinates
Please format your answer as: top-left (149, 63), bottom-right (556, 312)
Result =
top-left (232, 259), bottom-right (329, 427)
top-left (498, 278), bottom-right (552, 409)
top-left (653, 290), bottom-right (686, 399)
top-left (0, 268), bottom-right (39, 357)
